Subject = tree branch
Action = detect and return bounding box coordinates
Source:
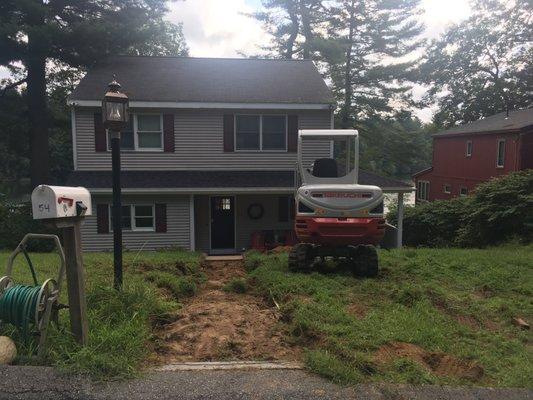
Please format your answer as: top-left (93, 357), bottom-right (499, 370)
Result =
top-left (0, 78), bottom-right (27, 98)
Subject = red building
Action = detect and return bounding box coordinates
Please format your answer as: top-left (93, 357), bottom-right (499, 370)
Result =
top-left (414, 108), bottom-right (533, 202)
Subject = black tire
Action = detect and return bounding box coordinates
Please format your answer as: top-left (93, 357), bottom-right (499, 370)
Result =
top-left (288, 243), bottom-right (314, 272)
top-left (351, 245), bottom-right (379, 278)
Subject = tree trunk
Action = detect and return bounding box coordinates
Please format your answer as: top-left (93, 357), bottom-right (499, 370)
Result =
top-left (27, 11), bottom-right (49, 187)
top-left (285, 5), bottom-right (299, 59)
top-left (340, 1), bottom-right (355, 128)
top-left (300, 1), bottom-right (313, 59)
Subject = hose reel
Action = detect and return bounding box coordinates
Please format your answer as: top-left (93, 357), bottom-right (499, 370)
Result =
top-left (0, 234), bottom-right (66, 356)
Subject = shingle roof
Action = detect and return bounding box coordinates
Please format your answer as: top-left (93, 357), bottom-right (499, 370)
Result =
top-left (434, 108), bottom-right (533, 137)
top-left (69, 56), bottom-right (335, 105)
top-left (66, 170), bottom-right (412, 191)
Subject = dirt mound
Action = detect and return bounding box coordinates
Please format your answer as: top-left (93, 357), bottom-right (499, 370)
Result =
top-left (374, 342), bottom-right (484, 382)
top-left (154, 260), bottom-right (301, 363)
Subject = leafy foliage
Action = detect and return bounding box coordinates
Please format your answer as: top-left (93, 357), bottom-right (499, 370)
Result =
top-left (388, 170), bottom-right (533, 247)
top-left (420, 0), bottom-right (532, 127)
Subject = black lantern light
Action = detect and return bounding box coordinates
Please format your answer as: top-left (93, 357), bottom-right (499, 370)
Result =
top-left (102, 79), bottom-right (129, 132)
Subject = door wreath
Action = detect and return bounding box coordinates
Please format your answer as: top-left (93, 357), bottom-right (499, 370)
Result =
top-left (247, 203), bottom-right (264, 220)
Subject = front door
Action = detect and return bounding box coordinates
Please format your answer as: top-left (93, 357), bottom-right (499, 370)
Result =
top-left (210, 196), bottom-right (235, 250)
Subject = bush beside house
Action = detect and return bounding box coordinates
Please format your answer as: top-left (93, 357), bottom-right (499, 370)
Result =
top-left (0, 202), bottom-right (57, 251)
top-left (388, 170), bottom-right (533, 247)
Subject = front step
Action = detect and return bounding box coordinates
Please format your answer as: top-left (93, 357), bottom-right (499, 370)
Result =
top-left (154, 361), bottom-right (303, 371)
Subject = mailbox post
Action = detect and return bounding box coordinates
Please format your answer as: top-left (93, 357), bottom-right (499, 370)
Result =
top-left (32, 185), bottom-right (92, 345)
top-left (102, 78), bottom-right (129, 290)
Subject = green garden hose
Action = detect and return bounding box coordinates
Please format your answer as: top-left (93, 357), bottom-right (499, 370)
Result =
top-left (0, 284), bottom-right (42, 339)
top-left (0, 247), bottom-right (42, 340)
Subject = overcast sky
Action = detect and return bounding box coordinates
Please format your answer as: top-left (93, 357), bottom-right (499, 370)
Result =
top-left (1, 0), bottom-right (472, 122)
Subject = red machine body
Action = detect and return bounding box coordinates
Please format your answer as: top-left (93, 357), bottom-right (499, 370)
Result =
top-left (295, 216), bottom-right (386, 246)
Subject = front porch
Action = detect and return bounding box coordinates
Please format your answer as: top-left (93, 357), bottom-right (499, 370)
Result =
top-left (194, 194), bottom-right (293, 255)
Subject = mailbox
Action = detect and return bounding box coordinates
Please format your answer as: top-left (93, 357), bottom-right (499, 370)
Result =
top-left (31, 185), bottom-right (92, 220)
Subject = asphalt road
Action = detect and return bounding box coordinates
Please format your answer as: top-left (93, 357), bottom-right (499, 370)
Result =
top-left (1, 365), bottom-right (532, 400)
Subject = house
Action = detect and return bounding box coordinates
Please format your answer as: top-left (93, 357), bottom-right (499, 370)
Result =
top-left (414, 108), bottom-right (533, 203)
top-left (66, 56), bottom-right (412, 253)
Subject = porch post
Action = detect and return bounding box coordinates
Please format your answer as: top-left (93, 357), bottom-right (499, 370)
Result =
top-left (189, 194), bottom-right (195, 251)
top-left (397, 192), bottom-right (404, 248)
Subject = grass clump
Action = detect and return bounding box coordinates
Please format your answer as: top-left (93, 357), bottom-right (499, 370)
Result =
top-left (223, 278), bottom-right (248, 294)
top-left (145, 270), bottom-right (198, 299)
top-left (245, 244), bottom-right (533, 388)
top-left (243, 250), bottom-right (264, 272)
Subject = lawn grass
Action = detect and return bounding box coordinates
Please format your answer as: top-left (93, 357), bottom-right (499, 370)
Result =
top-left (0, 249), bottom-right (204, 379)
top-left (246, 244), bottom-right (533, 388)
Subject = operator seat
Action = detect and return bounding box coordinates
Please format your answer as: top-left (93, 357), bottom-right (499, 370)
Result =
top-left (312, 158), bottom-right (338, 178)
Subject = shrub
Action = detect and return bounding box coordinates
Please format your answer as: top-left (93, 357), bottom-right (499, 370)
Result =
top-left (0, 201), bottom-right (57, 251)
top-left (388, 197), bottom-right (471, 247)
top-left (388, 170), bottom-right (533, 247)
top-left (457, 170), bottom-right (533, 247)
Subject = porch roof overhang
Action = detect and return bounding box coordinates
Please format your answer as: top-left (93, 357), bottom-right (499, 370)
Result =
top-left (66, 170), bottom-right (414, 195)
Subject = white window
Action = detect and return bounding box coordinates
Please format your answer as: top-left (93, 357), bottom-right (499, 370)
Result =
top-left (107, 114), bottom-right (163, 151)
top-left (444, 184), bottom-right (451, 194)
top-left (466, 140), bottom-right (472, 157)
top-left (235, 115), bottom-right (287, 151)
top-left (136, 114), bottom-right (163, 150)
top-left (496, 139), bottom-right (505, 168)
top-left (110, 204), bottom-right (154, 231)
top-left (417, 180), bottom-right (430, 201)
top-left (459, 187), bottom-right (468, 197)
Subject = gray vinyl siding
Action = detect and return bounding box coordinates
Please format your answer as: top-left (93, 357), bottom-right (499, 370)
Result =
top-left (74, 108), bottom-right (332, 171)
top-left (81, 195), bottom-right (190, 252)
top-left (194, 194), bottom-right (292, 253)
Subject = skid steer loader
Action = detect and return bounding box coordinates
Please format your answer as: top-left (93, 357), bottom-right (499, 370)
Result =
top-left (289, 130), bottom-right (385, 277)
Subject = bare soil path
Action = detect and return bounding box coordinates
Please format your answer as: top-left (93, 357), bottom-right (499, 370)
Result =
top-left (154, 259), bottom-right (301, 363)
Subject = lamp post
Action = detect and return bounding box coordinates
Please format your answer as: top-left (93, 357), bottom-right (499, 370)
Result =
top-left (102, 78), bottom-right (129, 290)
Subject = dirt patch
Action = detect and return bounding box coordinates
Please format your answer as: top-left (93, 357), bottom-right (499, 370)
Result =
top-left (153, 260), bottom-right (301, 363)
top-left (346, 302), bottom-right (367, 319)
top-left (374, 342), bottom-right (484, 382)
top-left (431, 297), bottom-right (501, 332)
top-left (269, 246), bottom-right (293, 254)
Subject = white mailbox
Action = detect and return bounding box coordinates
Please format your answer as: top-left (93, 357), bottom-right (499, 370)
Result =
top-left (31, 185), bottom-right (92, 220)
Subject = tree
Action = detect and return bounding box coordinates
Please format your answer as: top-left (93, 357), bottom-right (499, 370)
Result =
top-left (0, 0), bottom-right (188, 187)
top-left (420, 0), bottom-right (532, 128)
top-left (252, 0), bottom-right (327, 59)
top-left (325, 0), bottom-right (424, 127)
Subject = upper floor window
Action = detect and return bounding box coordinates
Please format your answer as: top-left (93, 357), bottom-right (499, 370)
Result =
top-left (107, 114), bottom-right (162, 151)
top-left (235, 115), bottom-right (287, 151)
top-left (417, 180), bottom-right (429, 201)
top-left (496, 139), bottom-right (505, 168)
top-left (466, 140), bottom-right (472, 157)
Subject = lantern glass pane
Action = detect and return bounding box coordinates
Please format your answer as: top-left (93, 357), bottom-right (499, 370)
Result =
top-left (106, 102), bottom-right (124, 122)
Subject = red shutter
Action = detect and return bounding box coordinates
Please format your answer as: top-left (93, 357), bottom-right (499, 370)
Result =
top-left (155, 204), bottom-right (167, 233)
top-left (223, 114), bottom-right (234, 152)
top-left (96, 204), bottom-right (109, 233)
top-left (287, 115), bottom-right (298, 152)
top-left (94, 113), bottom-right (107, 151)
top-left (163, 114), bottom-right (175, 152)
